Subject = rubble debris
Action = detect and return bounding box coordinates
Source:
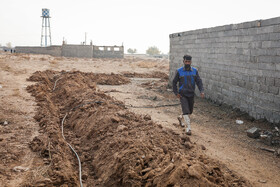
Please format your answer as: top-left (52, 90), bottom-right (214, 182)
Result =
top-left (13, 166), bottom-right (29, 172)
top-left (143, 114), bottom-right (151, 121)
top-left (260, 147), bottom-right (275, 153)
top-left (246, 127), bottom-right (260, 139)
top-left (258, 179), bottom-right (267, 183)
top-left (260, 131), bottom-right (273, 146)
top-left (0, 120), bottom-right (9, 126)
top-left (116, 125), bottom-right (127, 131)
top-left (275, 149), bottom-right (280, 157)
top-left (236, 120), bottom-right (244, 125)
top-left (247, 126), bottom-right (280, 146)
top-left (260, 147), bottom-right (280, 157)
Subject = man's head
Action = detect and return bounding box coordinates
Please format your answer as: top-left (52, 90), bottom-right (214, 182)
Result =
top-left (183, 55), bottom-right (192, 70)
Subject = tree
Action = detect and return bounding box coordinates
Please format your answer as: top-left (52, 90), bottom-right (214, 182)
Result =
top-left (146, 46), bottom-right (160, 55)
top-left (127, 48), bottom-right (137, 54)
top-left (6, 42), bottom-right (12, 48)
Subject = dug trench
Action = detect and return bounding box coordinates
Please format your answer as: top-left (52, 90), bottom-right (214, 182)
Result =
top-left (24, 70), bottom-right (251, 186)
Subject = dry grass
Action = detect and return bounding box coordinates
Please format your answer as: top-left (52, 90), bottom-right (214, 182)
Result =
top-left (39, 57), bottom-right (48, 61)
top-left (49, 60), bottom-right (59, 69)
top-left (14, 53), bottom-right (22, 56)
top-left (14, 69), bottom-right (28, 75)
top-left (49, 60), bottom-right (58, 65)
top-left (135, 61), bottom-right (159, 68)
top-left (1, 65), bottom-right (12, 72)
top-left (12, 88), bottom-right (21, 97)
top-left (54, 57), bottom-right (64, 61)
top-left (21, 55), bottom-right (31, 61)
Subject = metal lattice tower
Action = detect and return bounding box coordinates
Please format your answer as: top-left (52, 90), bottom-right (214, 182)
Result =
top-left (41, 8), bottom-right (52, 47)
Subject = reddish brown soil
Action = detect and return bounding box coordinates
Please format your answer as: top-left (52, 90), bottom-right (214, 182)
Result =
top-left (1, 53), bottom-right (279, 187)
top-left (122, 71), bottom-right (169, 80)
top-left (22, 70), bottom-right (251, 186)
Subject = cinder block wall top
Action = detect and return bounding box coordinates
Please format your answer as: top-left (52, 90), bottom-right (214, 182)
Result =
top-left (15, 46), bottom-right (62, 56)
top-left (169, 16), bottom-right (280, 123)
top-left (15, 45), bottom-right (124, 59)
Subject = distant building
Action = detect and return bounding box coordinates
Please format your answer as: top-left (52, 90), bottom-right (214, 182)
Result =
top-left (15, 44), bottom-right (124, 58)
top-left (0, 46), bottom-right (15, 53)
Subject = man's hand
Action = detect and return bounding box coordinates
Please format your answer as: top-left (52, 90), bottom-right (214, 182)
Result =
top-left (200, 93), bottom-right (205, 98)
top-left (177, 94), bottom-right (181, 98)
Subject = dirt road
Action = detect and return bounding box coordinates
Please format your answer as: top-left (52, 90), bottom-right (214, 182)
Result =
top-left (0, 53), bottom-right (279, 186)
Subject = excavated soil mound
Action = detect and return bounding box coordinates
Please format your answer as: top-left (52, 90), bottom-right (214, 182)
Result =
top-left (25, 70), bottom-right (251, 186)
top-left (122, 71), bottom-right (168, 80)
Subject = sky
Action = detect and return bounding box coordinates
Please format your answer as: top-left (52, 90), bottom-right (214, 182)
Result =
top-left (0, 0), bottom-right (279, 54)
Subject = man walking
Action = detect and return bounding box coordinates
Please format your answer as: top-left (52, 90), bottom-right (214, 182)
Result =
top-left (172, 55), bottom-right (204, 135)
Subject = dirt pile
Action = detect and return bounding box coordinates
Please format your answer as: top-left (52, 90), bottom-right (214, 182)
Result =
top-left (25, 70), bottom-right (251, 186)
top-left (122, 71), bottom-right (168, 80)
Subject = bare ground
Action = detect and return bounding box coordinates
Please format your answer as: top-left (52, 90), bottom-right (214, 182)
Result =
top-left (0, 53), bottom-right (279, 186)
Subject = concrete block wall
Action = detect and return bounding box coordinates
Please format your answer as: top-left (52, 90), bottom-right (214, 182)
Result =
top-left (62, 45), bottom-right (93, 58)
top-left (169, 16), bottom-right (280, 123)
top-left (93, 46), bottom-right (124, 58)
top-left (15, 45), bottom-right (124, 59)
top-left (15, 46), bottom-right (62, 56)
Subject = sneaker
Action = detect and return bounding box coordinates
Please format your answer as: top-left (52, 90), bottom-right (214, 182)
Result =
top-left (186, 128), bottom-right (192, 135)
top-left (177, 115), bottom-right (184, 127)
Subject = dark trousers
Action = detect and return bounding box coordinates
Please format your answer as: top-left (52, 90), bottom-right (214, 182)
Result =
top-left (180, 96), bottom-right (194, 115)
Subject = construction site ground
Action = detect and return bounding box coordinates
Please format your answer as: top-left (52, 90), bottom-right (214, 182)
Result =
top-left (0, 53), bottom-right (279, 187)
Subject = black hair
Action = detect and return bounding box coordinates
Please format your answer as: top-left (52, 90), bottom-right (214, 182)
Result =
top-left (183, 55), bottom-right (192, 61)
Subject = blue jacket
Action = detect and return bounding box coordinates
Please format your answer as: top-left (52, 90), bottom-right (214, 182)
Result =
top-left (172, 66), bottom-right (204, 97)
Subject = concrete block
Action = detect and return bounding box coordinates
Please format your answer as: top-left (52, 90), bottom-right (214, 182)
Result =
top-left (273, 95), bottom-right (280, 103)
top-left (269, 33), bottom-right (280, 40)
top-left (262, 70), bottom-right (276, 78)
top-left (268, 86), bottom-right (279, 95)
top-left (249, 56), bottom-right (258, 63)
top-left (257, 25), bottom-right (275, 34)
top-left (266, 77), bottom-right (275, 86)
top-left (266, 49), bottom-right (278, 56)
top-left (246, 127), bottom-right (260, 138)
top-left (249, 76), bottom-right (257, 83)
top-left (226, 78), bottom-right (232, 84)
top-left (258, 92), bottom-right (275, 102)
top-left (232, 79), bottom-right (238, 86)
top-left (261, 17), bottom-right (280, 27)
top-left (275, 78), bottom-right (280, 87)
top-left (262, 41), bottom-right (280, 48)
top-left (242, 75), bottom-right (249, 81)
top-left (254, 34), bottom-right (270, 41)
top-left (250, 49), bottom-right (267, 56)
top-left (257, 77), bottom-right (266, 84)
top-left (276, 64), bottom-right (280, 71)
top-left (272, 112), bottom-right (280, 123)
top-left (250, 41), bottom-right (262, 48)
top-left (238, 36), bottom-right (255, 42)
top-left (262, 56), bottom-right (280, 63)
top-left (245, 82), bottom-right (253, 90)
top-left (260, 85), bottom-right (269, 93)
top-left (248, 27), bottom-right (259, 35)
